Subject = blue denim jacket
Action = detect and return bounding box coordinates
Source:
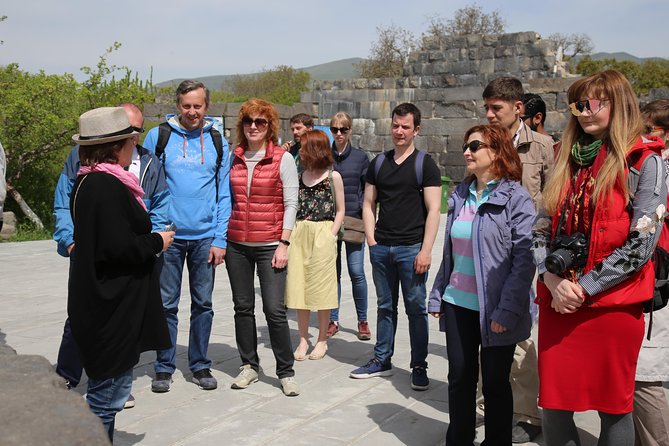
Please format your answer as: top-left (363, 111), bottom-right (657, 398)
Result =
top-left (428, 177), bottom-right (536, 347)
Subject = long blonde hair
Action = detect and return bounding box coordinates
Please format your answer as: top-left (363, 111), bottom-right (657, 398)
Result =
top-left (543, 70), bottom-right (644, 215)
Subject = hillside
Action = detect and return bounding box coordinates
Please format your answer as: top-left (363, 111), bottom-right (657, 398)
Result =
top-left (156, 57), bottom-right (364, 90)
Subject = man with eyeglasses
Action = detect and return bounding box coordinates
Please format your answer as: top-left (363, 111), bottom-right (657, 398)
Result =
top-left (142, 80), bottom-right (231, 393)
top-left (482, 77), bottom-right (555, 443)
top-left (281, 113), bottom-right (313, 158)
top-left (53, 102), bottom-right (170, 408)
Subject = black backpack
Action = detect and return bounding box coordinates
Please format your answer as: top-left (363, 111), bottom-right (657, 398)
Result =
top-left (154, 122), bottom-right (225, 200)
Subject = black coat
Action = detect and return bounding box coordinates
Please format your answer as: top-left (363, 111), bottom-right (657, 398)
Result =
top-left (68, 172), bottom-right (170, 379)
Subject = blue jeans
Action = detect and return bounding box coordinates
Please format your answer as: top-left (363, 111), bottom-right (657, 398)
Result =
top-left (369, 242), bottom-right (428, 368)
top-left (155, 237), bottom-right (215, 374)
top-left (331, 240), bottom-right (368, 322)
top-left (86, 368), bottom-right (133, 443)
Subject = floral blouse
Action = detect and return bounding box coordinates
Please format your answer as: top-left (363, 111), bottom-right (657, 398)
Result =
top-left (297, 175), bottom-right (335, 222)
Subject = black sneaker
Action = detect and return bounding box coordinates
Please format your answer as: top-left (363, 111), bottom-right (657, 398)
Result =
top-left (151, 372), bottom-right (172, 393)
top-left (410, 366), bottom-right (429, 391)
top-left (192, 368), bottom-right (217, 390)
top-left (511, 422), bottom-right (542, 443)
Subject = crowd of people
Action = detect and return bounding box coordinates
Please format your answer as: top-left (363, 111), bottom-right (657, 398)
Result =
top-left (51, 72), bottom-right (669, 444)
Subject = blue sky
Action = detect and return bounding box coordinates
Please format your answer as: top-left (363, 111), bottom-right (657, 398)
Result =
top-left (3, 0), bottom-right (667, 83)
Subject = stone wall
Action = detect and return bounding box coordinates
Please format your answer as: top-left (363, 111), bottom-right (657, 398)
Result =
top-left (300, 31), bottom-right (577, 181)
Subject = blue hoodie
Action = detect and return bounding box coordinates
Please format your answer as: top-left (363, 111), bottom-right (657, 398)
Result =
top-left (53, 144), bottom-right (170, 257)
top-left (143, 114), bottom-right (230, 249)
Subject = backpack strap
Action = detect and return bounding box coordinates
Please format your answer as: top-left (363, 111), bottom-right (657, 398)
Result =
top-left (156, 122), bottom-right (225, 201)
top-left (155, 122), bottom-right (172, 161)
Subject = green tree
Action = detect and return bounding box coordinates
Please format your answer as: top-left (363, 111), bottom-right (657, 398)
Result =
top-left (0, 43), bottom-right (154, 232)
top-left (357, 24), bottom-right (417, 79)
top-left (575, 57), bottom-right (669, 95)
top-left (218, 65), bottom-right (311, 105)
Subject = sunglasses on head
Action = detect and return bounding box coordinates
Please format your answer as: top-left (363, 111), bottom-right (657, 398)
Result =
top-left (462, 140), bottom-right (489, 153)
top-left (645, 125), bottom-right (665, 135)
top-left (242, 117), bottom-right (269, 128)
top-left (569, 99), bottom-right (609, 117)
top-left (132, 126), bottom-right (144, 133)
top-left (330, 127), bottom-right (349, 135)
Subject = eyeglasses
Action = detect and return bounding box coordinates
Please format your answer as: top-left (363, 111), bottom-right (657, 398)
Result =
top-left (645, 125), bottom-right (665, 135)
top-left (132, 126), bottom-right (144, 133)
top-left (242, 117), bottom-right (269, 129)
top-left (569, 99), bottom-right (609, 117)
top-left (462, 140), bottom-right (490, 153)
top-left (330, 127), bottom-right (349, 135)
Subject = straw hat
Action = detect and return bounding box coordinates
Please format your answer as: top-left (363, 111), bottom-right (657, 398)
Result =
top-left (72, 107), bottom-right (140, 145)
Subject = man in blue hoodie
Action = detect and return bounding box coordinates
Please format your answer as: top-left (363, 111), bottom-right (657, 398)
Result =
top-left (53, 102), bottom-right (170, 408)
top-left (143, 80), bottom-right (231, 392)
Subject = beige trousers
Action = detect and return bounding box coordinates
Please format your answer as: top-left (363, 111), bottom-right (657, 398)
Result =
top-left (633, 381), bottom-right (669, 446)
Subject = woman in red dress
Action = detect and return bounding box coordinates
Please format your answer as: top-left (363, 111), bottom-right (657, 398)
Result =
top-left (533, 70), bottom-right (667, 444)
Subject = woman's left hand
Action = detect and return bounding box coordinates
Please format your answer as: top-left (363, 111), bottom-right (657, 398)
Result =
top-left (490, 321), bottom-right (507, 333)
top-left (272, 243), bottom-right (289, 269)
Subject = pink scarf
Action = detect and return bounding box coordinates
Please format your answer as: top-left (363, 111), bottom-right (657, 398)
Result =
top-left (78, 163), bottom-right (147, 210)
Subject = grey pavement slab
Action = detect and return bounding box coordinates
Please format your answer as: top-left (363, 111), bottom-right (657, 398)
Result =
top-left (0, 220), bottom-right (605, 445)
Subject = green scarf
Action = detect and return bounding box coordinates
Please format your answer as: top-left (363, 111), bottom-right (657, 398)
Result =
top-left (571, 139), bottom-right (603, 166)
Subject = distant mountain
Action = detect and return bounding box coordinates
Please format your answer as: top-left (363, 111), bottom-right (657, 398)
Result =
top-left (574, 52), bottom-right (666, 64)
top-left (156, 57), bottom-right (365, 90)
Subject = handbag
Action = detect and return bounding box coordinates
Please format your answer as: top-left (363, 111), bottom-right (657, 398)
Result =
top-left (342, 216), bottom-right (366, 244)
top-left (328, 170), bottom-right (346, 240)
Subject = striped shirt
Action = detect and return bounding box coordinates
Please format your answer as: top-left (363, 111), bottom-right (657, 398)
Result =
top-left (443, 179), bottom-right (499, 311)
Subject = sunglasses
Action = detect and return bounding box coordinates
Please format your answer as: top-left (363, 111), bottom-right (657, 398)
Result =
top-left (242, 117), bottom-right (269, 128)
top-left (330, 127), bottom-right (350, 135)
top-left (462, 140), bottom-right (490, 153)
top-left (645, 125), bottom-right (665, 135)
top-left (132, 126), bottom-right (144, 133)
top-left (569, 99), bottom-right (609, 117)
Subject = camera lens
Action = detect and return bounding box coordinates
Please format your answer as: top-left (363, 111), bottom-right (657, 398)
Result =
top-left (545, 249), bottom-right (573, 274)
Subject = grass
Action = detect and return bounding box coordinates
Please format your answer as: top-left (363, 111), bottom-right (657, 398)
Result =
top-left (3, 222), bottom-right (52, 242)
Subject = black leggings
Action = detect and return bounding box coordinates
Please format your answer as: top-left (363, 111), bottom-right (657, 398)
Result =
top-left (543, 408), bottom-right (634, 446)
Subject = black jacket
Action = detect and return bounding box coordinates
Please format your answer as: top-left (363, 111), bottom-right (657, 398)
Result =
top-left (332, 143), bottom-right (370, 218)
top-left (68, 172), bottom-right (170, 379)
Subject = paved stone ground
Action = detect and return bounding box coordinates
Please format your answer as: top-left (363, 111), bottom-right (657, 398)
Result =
top-left (1, 220), bottom-right (606, 446)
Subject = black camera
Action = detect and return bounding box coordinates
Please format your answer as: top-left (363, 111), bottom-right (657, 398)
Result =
top-left (545, 232), bottom-right (589, 274)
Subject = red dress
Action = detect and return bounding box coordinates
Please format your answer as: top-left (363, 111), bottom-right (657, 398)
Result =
top-left (536, 139), bottom-right (660, 413)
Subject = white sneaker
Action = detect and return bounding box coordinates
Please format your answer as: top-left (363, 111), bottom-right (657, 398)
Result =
top-left (280, 376), bottom-right (300, 397)
top-left (231, 365), bottom-right (259, 389)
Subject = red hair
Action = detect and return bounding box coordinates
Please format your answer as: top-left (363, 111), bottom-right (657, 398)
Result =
top-left (463, 124), bottom-right (522, 182)
top-left (299, 130), bottom-right (333, 170)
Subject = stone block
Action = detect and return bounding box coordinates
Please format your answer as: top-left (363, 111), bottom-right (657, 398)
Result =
top-left (352, 118), bottom-right (375, 135)
top-left (423, 136), bottom-right (449, 155)
top-left (466, 34), bottom-right (482, 47)
top-left (0, 346), bottom-right (109, 446)
top-left (479, 59), bottom-right (495, 74)
top-left (375, 118), bottom-right (393, 135)
top-left (360, 102), bottom-right (392, 120)
top-left (479, 46), bottom-right (495, 59)
top-left (442, 86), bottom-right (484, 102)
top-left (494, 46), bottom-right (515, 58)
top-left (429, 50), bottom-right (444, 61)
top-left (445, 164), bottom-right (468, 181)
top-left (396, 89), bottom-right (416, 102)
top-left (468, 47), bottom-right (479, 60)
top-left (433, 61), bottom-right (449, 74)
top-left (445, 75), bottom-right (458, 87)
top-left (545, 111), bottom-right (570, 135)
top-left (449, 60), bottom-right (472, 75)
top-left (416, 101), bottom-right (434, 119)
top-left (456, 74), bottom-right (482, 87)
top-left (368, 79), bottom-right (382, 89)
top-left (446, 48), bottom-right (461, 61)
top-left (482, 35), bottom-right (498, 46)
top-left (435, 102), bottom-right (478, 119)
top-left (0, 211), bottom-right (16, 239)
top-left (426, 89), bottom-right (447, 102)
top-left (494, 57), bottom-right (520, 73)
top-left (360, 134), bottom-right (385, 151)
top-left (419, 118), bottom-right (449, 136)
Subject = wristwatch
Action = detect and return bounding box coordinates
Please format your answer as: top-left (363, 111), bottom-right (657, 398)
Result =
top-left (279, 239), bottom-right (290, 246)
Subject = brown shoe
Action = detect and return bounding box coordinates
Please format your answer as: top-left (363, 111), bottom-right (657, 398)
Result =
top-left (357, 321), bottom-right (371, 340)
top-left (326, 321), bottom-right (339, 337)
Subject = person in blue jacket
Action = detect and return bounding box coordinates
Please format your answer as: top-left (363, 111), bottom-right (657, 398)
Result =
top-left (142, 80), bottom-right (231, 393)
top-left (428, 124), bottom-right (535, 445)
top-left (52, 102), bottom-right (169, 408)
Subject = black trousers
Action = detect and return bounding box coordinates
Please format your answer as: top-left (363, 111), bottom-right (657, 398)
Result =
top-left (225, 242), bottom-right (294, 378)
top-left (443, 302), bottom-right (515, 446)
